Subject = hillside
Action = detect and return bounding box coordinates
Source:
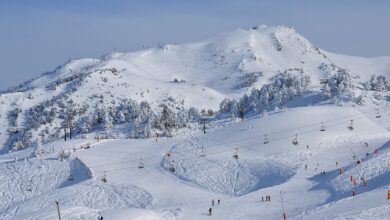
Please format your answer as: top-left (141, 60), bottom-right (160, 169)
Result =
top-left (0, 25), bottom-right (390, 219)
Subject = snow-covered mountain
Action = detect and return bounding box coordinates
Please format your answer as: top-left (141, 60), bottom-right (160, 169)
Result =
top-left (1, 25), bottom-right (389, 152)
top-left (0, 25), bottom-right (390, 220)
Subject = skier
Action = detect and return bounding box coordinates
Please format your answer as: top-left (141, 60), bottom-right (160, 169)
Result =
top-left (212, 199), bottom-right (215, 206)
top-left (261, 196), bottom-right (264, 202)
top-left (268, 195), bottom-right (271, 201)
top-left (305, 164), bottom-right (307, 170)
top-left (336, 161), bottom-right (338, 166)
top-left (209, 207), bottom-right (212, 216)
top-left (218, 199), bottom-right (220, 205)
top-left (306, 145), bottom-right (309, 149)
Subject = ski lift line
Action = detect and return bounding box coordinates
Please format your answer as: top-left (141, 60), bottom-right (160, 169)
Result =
top-left (280, 191), bottom-right (287, 220)
top-left (206, 115), bottom-right (367, 149)
top-left (89, 141), bottom-right (187, 168)
top-left (96, 138), bottom-right (375, 174)
top-left (90, 115), bottom-right (370, 171)
top-left (349, 148), bottom-right (365, 179)
top-left (93, 107), bottom-right (382, 168)
top-left (349, 148), bottom-right (363, 165)
top-left (204, 113), bottom-right (368, 148)
top-left (90, 153), bottom-right (162, 168)
top-left (348, 148), bottom-right (367, 186)
top-left (88, 108), bottom-right (384, 172)
top-left (258, 107), bottom-right (382, 137)
top-left (89, 130), bottom-right (388, 175)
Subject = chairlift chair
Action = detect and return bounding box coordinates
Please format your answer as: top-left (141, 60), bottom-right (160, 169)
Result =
top-left (233, 148), bottom-right (239, 159)
top-left (26, 179), bottom-right (33, 192)
top-left (375, 109), bottom-right (381, 118)
top-left (263, 134), bottom-right (269, 144)
top-left (199, 146), bottom-right (206, 157)
top-left (101, 171), bottom-right (107, 183)
top-left (292, 134), bottom-right (299, 146)
top-left (347, 120), bottom-right (354, 131)
top-left (320, 122), bottom-right (326, 131)
top-left (169, 164), bottom-right (176, 172)
top-left (138, 159), bottom-right (144, 169)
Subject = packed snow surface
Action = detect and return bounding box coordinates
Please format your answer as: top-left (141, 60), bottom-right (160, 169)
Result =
top-left (1, 105), bottom-right (389, 219)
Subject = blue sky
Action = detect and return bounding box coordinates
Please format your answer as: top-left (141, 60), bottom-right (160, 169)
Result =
top-left (0, 0), bottom-right (389, 90)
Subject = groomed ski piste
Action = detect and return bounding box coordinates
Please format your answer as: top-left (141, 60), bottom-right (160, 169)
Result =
top-left (1, 105), bottom-right (390, 220)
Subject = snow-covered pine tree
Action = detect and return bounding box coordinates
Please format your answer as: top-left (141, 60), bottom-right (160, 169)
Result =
top-left (188, 107), bottom-right (200, 122)
top-left (321, 83), bottom-right (331, 99)
top-left (159, 104), bottom-right (176, 135)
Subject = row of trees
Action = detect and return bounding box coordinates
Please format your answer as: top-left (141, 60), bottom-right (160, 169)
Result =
top-left (321, 68), bottom-right (355, 101)
top-left (363, 74), bottom-right (390, 91)
top-left (220, 69), bottom-right (311, 116)
top-left (10, 94), bottom-right (205, 150)
top-left (8, 64), bottom-right (387, 151)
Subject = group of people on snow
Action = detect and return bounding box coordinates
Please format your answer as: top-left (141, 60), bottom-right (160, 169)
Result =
top-left (261, 195), bottom-right (271, 202)
top-left (208, 199), bottom-right (221, 215)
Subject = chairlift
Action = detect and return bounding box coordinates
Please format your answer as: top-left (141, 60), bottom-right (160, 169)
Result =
top-left (292, 134), bottom-right (298, 146)
top-left (347, 120), bottom-right (354, 131)
top-left (199, 146), bottom-right (207, 157)
top-left (26, 179), bottom-right (33, 192)
top-left (320, 122), bottom-right (326, 132)
top-left (169, 163), bottom-right (176, 172)
top-left (375, 109), bottom-right (381, 118)
top-left (263, 134), bottom-right (269, 144)
top-left (233, 148), bottom-right (239, 160)
top-left (101, 171), bottom-right (107, 183)
top-left (138, 159), bottom-right (144, 169)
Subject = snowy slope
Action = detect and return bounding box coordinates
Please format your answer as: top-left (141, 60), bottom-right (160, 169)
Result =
top-left (1, 105), bottom-right (389, 220)
top-left (325, 52), bottom-right (390, 81)
top-left (1, 25), bottom-right (390, 219)
top-left (1, 25), bottom-right (389, 154)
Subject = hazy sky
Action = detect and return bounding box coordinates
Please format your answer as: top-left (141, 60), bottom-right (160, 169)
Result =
top-left (0, 0), bottom-right (389, 90)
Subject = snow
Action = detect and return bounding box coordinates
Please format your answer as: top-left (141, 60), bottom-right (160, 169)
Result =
top-left (0, 25), bottom-right (390, 219)
top-left (325, 52), bottom-right (390, 81)
top-left (1, 104), bottom-right (389, 219)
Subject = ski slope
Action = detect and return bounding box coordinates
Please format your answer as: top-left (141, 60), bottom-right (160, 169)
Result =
top-left (1, 105), bottom-right (389, 219)
top-left (0, 25), bottom-right (390, 219)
